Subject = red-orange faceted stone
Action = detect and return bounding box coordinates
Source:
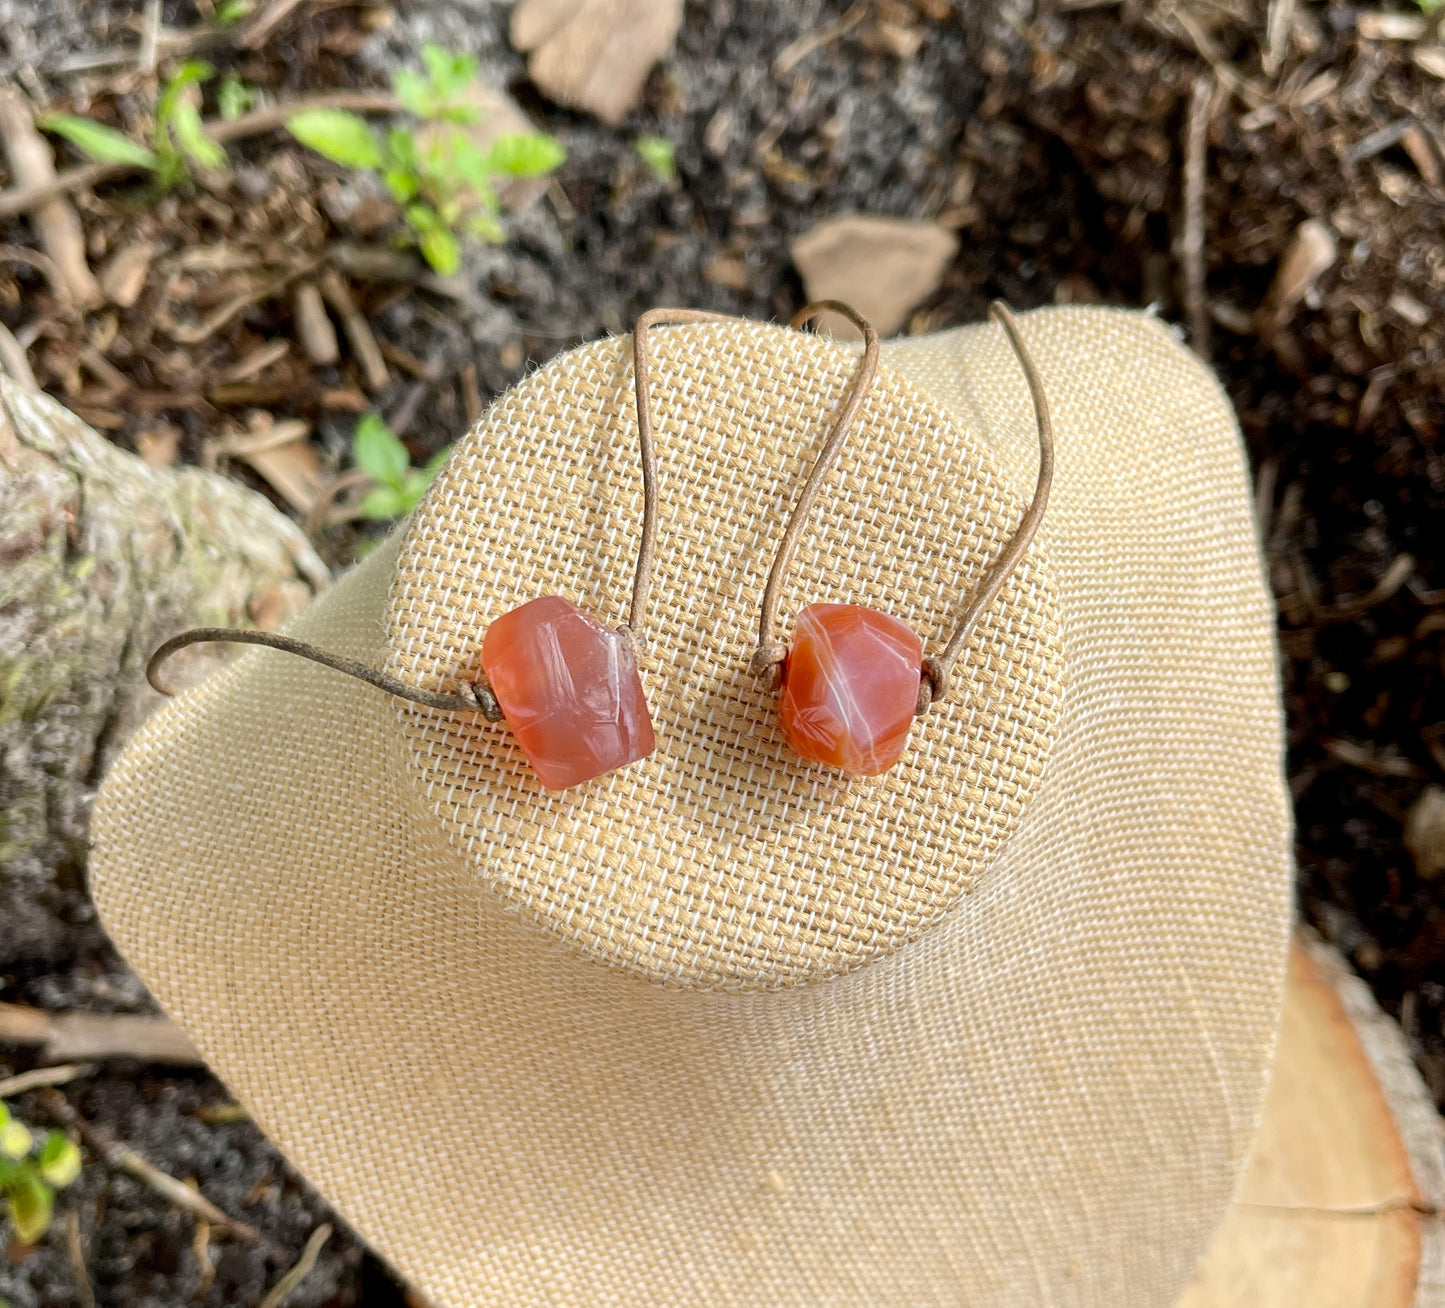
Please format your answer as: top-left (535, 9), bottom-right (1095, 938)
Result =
top-left (480, 596), bottom-right (655, 790)
top-left (780, 603), bottom-right (923, 776)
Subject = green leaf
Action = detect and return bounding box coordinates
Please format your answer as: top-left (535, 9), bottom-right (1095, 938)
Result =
top-left (417, 225), bottom-right (460, 274)
top-left (38, 114), bottom-right (159, 170)
top-left (399, 469), bottom-right (430, 511)
top-left (38, 1133), bottom-right (81, 1189)
top-left (358, 484), bottom-right (408, 519)
top-left (0, 1118), bottom-right (31, 1161)
top-left (465, 211), bottom-right (504, 243)
top-left (353, 413), bottom-right (410, 487)
top-left (487, 134), bottom-right (565, 179)
top-left (421, 44), bottom-right (477, 100)
top-left (392, 69), bottom-right (432, 118)
top-left (286, 110), bottom-right (384, 170)
top-left (404, 202), bottom-right (443, 233)
top-left (633, 134), bottom-right (676, 182)
top-left (386, 127), bottom-right (417, 168)
top-left (217, 75), bottom-right (254, 122)
top-left (170, 100), bottom-right (226, 170)
top-left (382, 168), bottom-right (418, 202)
top-left (6, 1170), bottom-right (53, 1245)
top-left (216, 0), bottom-right (251, 22)
top-left (450, 138), bottom-right (493, 193)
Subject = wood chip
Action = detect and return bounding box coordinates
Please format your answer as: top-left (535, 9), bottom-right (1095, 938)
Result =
top-left (319, 267), bottom-right (389, 392)
top-left (1404, 788), bottom-right (1445, 879)
top-left (460, 362), bottom-right (483, 425)
top-left (1401, 124), bottom-right (1442, 189)
top-left (511, 0), bottom-right (683, 125)
top-left (0, 90), bottom-right (101, 309)
top-left (0, 319), bottom-right (37, 390)
top-left (1387, 290), bottom-right (1430, 327)
top-left (703, 251), bottom-right (750, 291)
top-left (291, 282), bottom-right (339, 366)
top-left (219, 339), bottom-right (290, 385)
top-left (1260, 218), bottom-right (1337, 334)
top-left (135, 422), bottom-right (182, 468)
top-left (320, 386), bottom-right (369, 412)
top-left (98, 240), bottom-right (157, 309)
top-left (1414, 47), bottom-right (1445, 80)
top-left (860, 20), bottom-right (923, 59)
top-left (790, 214), bottom-right (959, 337)
top-left (1355, 11), bottom-right (1428, 41)
top-left (212, 417), bottom-right (326, 515)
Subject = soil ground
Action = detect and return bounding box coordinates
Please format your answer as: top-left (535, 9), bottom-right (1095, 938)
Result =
top-left (1, 0), bottom-right (1443, 1303)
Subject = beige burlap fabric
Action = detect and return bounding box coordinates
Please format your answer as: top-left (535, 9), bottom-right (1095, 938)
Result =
top-left (90, 306), bottom-right (1292, 1306)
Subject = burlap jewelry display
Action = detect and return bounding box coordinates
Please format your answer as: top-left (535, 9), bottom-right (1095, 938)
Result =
top-left (90, 306), bottom-right (1294, 1305)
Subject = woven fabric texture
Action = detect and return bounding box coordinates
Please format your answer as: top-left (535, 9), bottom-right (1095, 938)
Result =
top-left (386, 319), bottom-right (1065, 989)
top-left (90, 306), bottom-right (1293, 1308)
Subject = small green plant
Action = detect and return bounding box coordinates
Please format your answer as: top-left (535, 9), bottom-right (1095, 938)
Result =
top-left (352, 413), bottom-right (450, 519)
top-left (217, 73), bottom-right (255, 122)
top-left (633, 135), bottom-right (676, 182)
top-left (0, 1101), bottom-right (82, 1246)
top-left (41, 60), bottom-right (227, 189)
top-left (287, 44), bottom-right (565, 275)
top-left (215, 0), bottom-right (252, 22)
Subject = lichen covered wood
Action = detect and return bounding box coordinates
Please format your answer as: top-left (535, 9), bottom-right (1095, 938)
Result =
top-left (0, 377), bottom-right (327, 964)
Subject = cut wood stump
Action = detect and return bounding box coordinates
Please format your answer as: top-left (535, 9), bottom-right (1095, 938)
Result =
top-left (1183, 931), bottom-right (1445, 1306)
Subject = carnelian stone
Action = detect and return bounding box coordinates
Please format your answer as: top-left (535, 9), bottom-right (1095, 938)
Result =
top-left (480, 596), bottom-right (655, 790)
top-left (780, 603), bottom-right (923, 776)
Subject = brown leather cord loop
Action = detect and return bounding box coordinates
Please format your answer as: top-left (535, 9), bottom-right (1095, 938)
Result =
top-left (146, 627), bottom-right (505, 720)
top-left (750, 300), bottom-right (881, 689)
top-left (144, 311), bottom-right (731, 718)
top-left (628, 307), bottom-right (740, 654)
top-left (915, 301), bottom-right (1054, 714)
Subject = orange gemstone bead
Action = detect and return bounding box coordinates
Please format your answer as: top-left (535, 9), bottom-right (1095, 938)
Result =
top-left (780, 603), bottom-right (923, 776)
top-left (480, 596), bottom-right (655, 790)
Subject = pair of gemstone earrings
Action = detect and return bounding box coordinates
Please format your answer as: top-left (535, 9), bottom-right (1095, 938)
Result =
top-left (149, 300), bottom-right (1053, 790)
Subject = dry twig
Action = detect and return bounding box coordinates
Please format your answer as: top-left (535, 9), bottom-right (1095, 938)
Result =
top-left (0, 1062), bottom-right (96, 1098)
top-left (0, 1001), bottom-right (201, 1065)
top-left (773, 2), bottom-right (867, 77)
top-left (320, 266), bottom-right (389, 392)
top-left (241, 0), bottom-right (311, 50)
top-left (61, 1209), bottom-right (98, 1308)
top-left (37, 1089), bottom-right (283, 1256)
top-left (1181, 74), bottom-right (1214, 357)
top-left (259, 1223), bottom-right (333, 1308)
top-left (0, 320), bottom-right (38, 390)
top-left (139, 0), bottom-right (163, 75)
top-left (0, 91), bottom-right (101, 307)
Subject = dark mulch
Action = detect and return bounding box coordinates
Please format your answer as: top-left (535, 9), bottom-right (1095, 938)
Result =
top-left (0, 0), bottom-right (1441, 1303)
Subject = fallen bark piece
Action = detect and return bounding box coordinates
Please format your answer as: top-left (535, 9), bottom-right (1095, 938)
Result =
top-left (1404, 787), bottom-right (1445, 880)
top-left (99, 240), bottom-right (158, 308)
top-left (790, 214), bottom-right (959, 337)
top-left (1259, 218), bottom-right (1336, 336)
top-left (320, 267), bottom-right (389, 392)
top-left (0, 1002), bottom-right (200, 1065)
top-left (0, 377), bottom-right (328, 966)
top-left (292, 282), bottom-right (339, 365)
top-left (0, 89), bottom-right (102, 308)
top-left (511, 0), bottom-right (683, 125)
